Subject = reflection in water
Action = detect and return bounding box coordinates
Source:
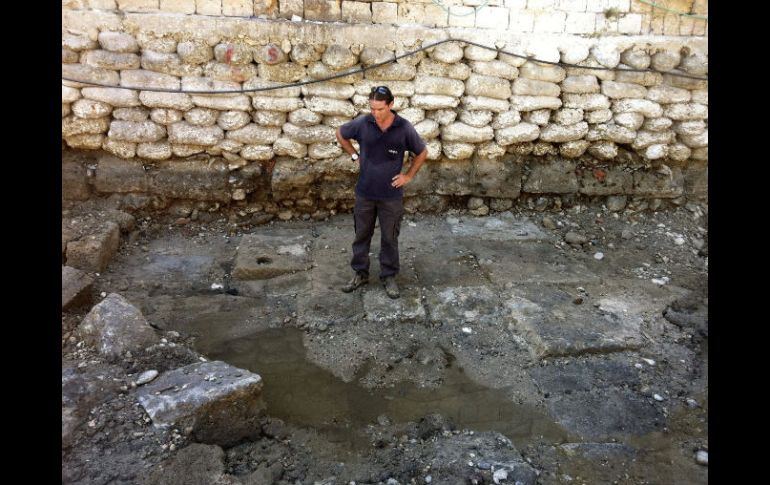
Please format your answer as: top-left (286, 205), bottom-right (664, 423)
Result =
top-left (198, 327), bottom-right (570, 449)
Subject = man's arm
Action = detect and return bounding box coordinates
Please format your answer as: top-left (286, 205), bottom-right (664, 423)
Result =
top-left (391, 148), bottom-right (427, 188)
top-left (336, 128), bottom-right (358, 159)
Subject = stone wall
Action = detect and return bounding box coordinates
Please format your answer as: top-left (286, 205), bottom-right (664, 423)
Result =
top-left (63, 0), bottom-right (708, 36)
top-left (62, 8), bottom-right (707, 217)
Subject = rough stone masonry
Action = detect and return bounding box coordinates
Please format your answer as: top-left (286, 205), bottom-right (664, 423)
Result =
top-left (62, 6), bottom-right (707, 217)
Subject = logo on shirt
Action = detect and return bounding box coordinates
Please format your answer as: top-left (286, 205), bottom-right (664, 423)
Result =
top-left (387, 149), bottom-right (398, 156)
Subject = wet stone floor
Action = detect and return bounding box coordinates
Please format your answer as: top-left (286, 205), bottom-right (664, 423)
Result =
top-left (65, 205), bottom-right (708, 485)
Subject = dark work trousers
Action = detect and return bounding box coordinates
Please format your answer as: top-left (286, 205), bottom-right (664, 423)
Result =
top-left (351, 196), bottom-right (404, 280)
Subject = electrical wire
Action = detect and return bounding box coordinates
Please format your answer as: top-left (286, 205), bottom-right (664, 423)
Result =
top-left (62, 38), bottom-right (707, 95)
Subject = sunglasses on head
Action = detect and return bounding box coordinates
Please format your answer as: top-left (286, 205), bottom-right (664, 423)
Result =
top-left (371, 86), bottom-right (390, 95)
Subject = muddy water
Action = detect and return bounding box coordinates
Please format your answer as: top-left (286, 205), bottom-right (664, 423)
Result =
top-left (196, 327), bottom-right (571, 450)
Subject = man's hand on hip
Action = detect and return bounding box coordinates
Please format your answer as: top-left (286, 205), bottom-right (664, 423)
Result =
top-left (391, 174), bottom-right (412, 188)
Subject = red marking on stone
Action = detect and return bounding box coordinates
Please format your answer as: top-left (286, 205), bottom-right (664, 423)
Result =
top-left (267, 46), bottom-right (279, 63)
top-left (593, 169), bottom-right (607, 182)
top-left (225, 45), bottom-right (234, 64)
top-left (232, 66), bottom-right (245, 82)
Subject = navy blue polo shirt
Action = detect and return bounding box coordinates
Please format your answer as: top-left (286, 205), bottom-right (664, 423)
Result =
top-left (339, 112), bottom-right (426, 200)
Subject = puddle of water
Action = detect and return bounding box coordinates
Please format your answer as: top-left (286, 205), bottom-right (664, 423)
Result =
top-left (196, 327), bottom-right (571, 450)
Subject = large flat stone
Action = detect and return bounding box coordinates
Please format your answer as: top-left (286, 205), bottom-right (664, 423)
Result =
top-left (446, 213), bottom-right (549, 242)
top-left (140, 294), bottom-right (297, 344)
top-left (77, 293), bottom-right (159, 359)
top-left (291, 226), bottom-right (365, 327)
top-left (149, 160), bottom-right (231, 202)
top-left (363, 286), bottom-right (426, 324)
top-left (529, 356), bottom-right (641, 394)
top-left (544, 388), bottom-right (663, 440)
top-left (62, 265), bottom-right (94, 310)
top-left (136, 361), bottom-right (265, 447)
top-left (503, 284), bottom-right (643, 358)
top-left (469, 240), bottom-right (601, 285)
top-left (233, 233), bottom-right (312, 280)
top-left (411, 239), bottom-right (488, 289)
top-left (425, 286), bottom-right (505, 327)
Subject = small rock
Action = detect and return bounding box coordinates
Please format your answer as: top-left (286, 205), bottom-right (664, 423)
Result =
top-left (674, 236), bottom-right (685, 245)
top-left (634, 363), bottom-right (643, 369)
top-left (653, 393), bottom-right (664, 401)
top-left (651, 277), bottom-right (670, 285)
top-left (593, 252), bottom-right (604, 260)
top-left (211, 283), bottom-right (224, 290)
top-left (446, 216), bottom-right (460, 225)
top-left (278, 210), bottom-right (293, 221)
top-left (425, 476), bottom-right (432, 484)
top-left (565, 231), bottom-right (588, 245)
top-left (621, 229), bottom-right (633, 240)
top-left (686, 398), bottom-right (699, 408)
top-left (695, 450), bottom-right (708, 465)
top-left (692, 238), bottom-right (704, 249)
top-left (136, 370), bottom-right (158, 385)
top-left (542, 216), bottom-right (556, 229)
top-left (470, 205), bottom-right (490, 217)
top-left (642, 358), bottom-right (655, 366)
top-left (461, 327), bottom-right (473, 334)
top-left (468, 197), bottom-right (485, 210)
top-left (493, 469), bottom-right (508, 484)
top-left (606, 195), bottom-right (627, 212)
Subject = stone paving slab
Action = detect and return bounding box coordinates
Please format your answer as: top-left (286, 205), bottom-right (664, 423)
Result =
top-left (583, 278), bottom-right (690, 317)
top-left (233, 232), bottom-right (312, 280)
top-left (410, 240), bottom-right (489, 289)
top-left (136, 360), bottom-right (265, 447)
top-left (297, 238), bottom-right (364, 327)
top-left (544, 388), bottom-right (663, 441)
top-left (141, 294), bottom-right (294, 346)
top-left (446, 213), bottom-right (549, 241)
top-left (425, 286), bottom-right (505, 327)
top-left (469, 240), bottom-right (602, 285)
top-left (503, 284), bottom-right (643, 358)
top-left (233, 272), bottom-right (310, 298)
top-left (363, 286), bottom-right (426, 324)
top-left (528, 355), bottom-right (641, 395)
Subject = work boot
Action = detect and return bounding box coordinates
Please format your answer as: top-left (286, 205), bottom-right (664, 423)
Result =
top-left (341, 271), bottom-right (368, 293)
top-left (383, 276), bottom-right (400, 299)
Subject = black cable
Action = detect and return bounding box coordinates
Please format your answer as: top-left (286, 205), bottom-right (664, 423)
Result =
top-left (61, 38), bottom-right (707, 94)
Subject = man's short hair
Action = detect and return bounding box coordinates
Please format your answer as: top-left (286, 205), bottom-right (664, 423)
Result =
top-left (369, 85), bottom-right (394, 104)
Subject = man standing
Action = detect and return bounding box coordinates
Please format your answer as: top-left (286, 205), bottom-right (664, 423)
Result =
top-left (335, 86), bottom-right (428, 299)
